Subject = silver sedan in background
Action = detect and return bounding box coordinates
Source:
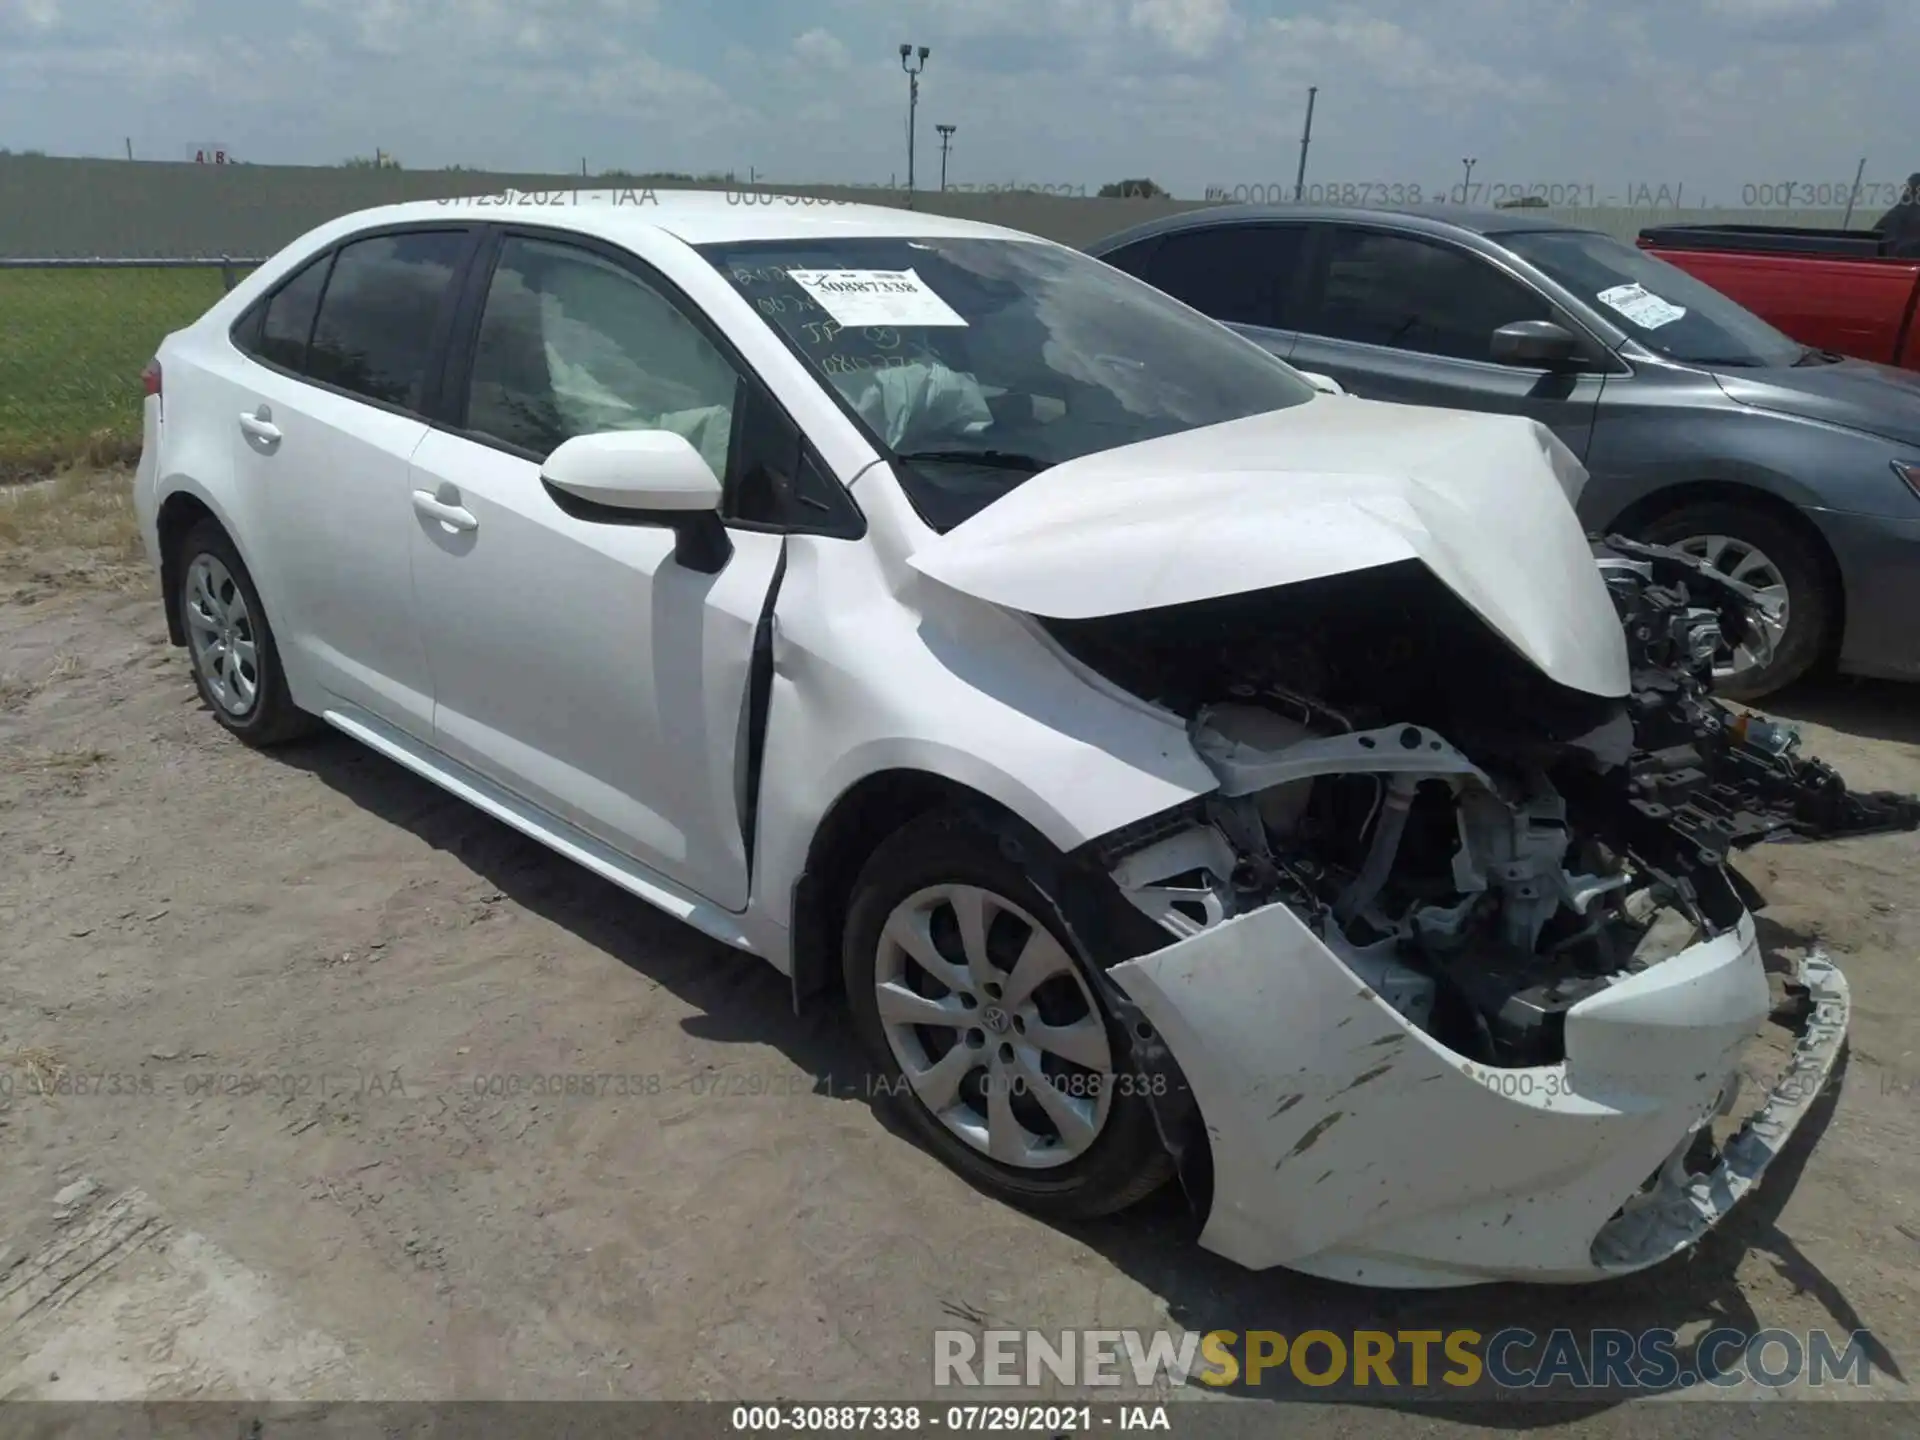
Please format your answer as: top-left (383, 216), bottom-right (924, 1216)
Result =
top-left (1088, 205), bottom-right (1920, 698)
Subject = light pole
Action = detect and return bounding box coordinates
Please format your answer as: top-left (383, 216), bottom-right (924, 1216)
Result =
top-left (1841, 154), bottom-right (1868, 228)
top-left (900, 43), bottom-right (929, 199)
top-left (936, 123), bottom-right (956, 191)
top-left (1460, 156), bottom-right (1477, 202)
top-left (1293, 86), bottom-right (1318, 201)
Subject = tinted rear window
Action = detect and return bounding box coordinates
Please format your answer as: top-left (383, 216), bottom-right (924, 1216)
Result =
top-left (1138, 225), bottom-right (1306, 328)
top-left (254, 253), bottom-right (331, 372)
top-left (307, 231), bottom-right (468, 410)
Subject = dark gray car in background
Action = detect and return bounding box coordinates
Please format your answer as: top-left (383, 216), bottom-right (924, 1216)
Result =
top-left (1087, 205), bottom-right (1920, 697)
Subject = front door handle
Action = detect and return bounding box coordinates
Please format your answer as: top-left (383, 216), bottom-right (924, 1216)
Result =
top-left (238, 409), bottom-right (281, 446)
top-left (412, 490), bottom-right (478, 533)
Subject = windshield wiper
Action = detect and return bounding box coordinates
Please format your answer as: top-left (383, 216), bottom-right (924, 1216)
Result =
top-left (894, 448), bottom-right (1051, 473)
top-left (1793, 345), bottom-right (1843, 366)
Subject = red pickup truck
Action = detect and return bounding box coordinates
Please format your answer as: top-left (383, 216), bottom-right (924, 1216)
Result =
top-left (1637, 223), bottom-right (1920, 370)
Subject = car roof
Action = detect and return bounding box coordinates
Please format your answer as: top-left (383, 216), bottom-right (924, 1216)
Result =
top-left (1085, 202), bottom-right (1604, 254)
top-left (321, 189), bottom-right (1047, 249)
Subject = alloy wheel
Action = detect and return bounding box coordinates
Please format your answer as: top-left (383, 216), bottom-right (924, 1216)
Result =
top-left (182, 553), bottom-right (260, 717)
top-left (1673, 533), bottom-right (1790, 684)
top-left (873, 883), bottom-right (1115, 1169)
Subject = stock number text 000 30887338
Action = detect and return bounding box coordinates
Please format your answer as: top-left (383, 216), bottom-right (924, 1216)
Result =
top-left (726, 1405), bottom-right (1171, 1433)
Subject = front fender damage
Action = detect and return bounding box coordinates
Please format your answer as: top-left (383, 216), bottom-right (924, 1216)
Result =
top-left (1059, 538), bottom-right (1907, 1285)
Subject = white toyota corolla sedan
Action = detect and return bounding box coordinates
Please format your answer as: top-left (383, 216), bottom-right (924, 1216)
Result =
top-left (132, 190), bottom-right (1866, 1288)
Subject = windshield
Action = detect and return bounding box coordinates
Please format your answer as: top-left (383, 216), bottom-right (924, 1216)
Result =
top-left (697, 236), bottom-right (1318, 531)
top-left (1502, 229), bottom-right (1805, 369)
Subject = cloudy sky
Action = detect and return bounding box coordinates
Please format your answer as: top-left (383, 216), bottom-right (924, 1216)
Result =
top-left (1, 0), bottom-right (1912, 203)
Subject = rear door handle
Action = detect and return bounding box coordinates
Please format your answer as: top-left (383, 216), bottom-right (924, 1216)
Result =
top-left (238, 410), bottom-right (281, 445)
top-left (412, 490), bottom-right (478, 533)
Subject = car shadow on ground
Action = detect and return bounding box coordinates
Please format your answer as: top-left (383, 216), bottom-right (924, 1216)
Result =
top-left (266, 731), bottom-right (922, 1129)
top-left (1764, 675), bottom-right (1920, 748)
top-left (268, 725), bottom-right (1899, 1422)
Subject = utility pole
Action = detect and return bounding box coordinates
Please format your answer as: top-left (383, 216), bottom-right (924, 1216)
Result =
top-left (1293, 85), bottom-right (1318, 201)
top-left (124, 137), bottom-right (133, 161)
top-left (1842, 154), bottom-right (1868, 228)
top-left (936, 124), bottom-right (956, 191)
top-left (900, 43), bottom-right (929, 202)
top-left (1461, 156), bottom-right (1477, 202)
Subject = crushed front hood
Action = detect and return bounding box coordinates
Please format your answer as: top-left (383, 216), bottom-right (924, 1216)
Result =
top-left (907, 399), bottom-right (1631, 699)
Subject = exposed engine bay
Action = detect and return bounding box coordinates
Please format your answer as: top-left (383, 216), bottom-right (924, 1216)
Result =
top-left (1051, 536), bottom-right (1919, 1071)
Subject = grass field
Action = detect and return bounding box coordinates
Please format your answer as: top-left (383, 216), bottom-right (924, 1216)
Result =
top-left (0, 266), bottom-right (239, 483)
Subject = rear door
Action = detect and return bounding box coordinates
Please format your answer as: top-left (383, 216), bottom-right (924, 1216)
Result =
top-left (228, 226), bottom-right (479, 736)
top-left (1288, 224), bottom-right (1609, 459)
top-left (1097, 223), bottom-right (1312, 359)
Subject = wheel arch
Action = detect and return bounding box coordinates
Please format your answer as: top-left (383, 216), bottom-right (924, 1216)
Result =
top-left (155, 482), bottom-right (259, 649)
top-left (787, 766), bottom-right (1213, 1209)
top-left (786, 768), bottom-right (1030, 1013)
top-left (1600, 479), bottom-right (1847, 661)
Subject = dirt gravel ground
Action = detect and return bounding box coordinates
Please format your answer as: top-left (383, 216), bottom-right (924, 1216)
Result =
top-left (1, 475), bottom-right (1917, 1434)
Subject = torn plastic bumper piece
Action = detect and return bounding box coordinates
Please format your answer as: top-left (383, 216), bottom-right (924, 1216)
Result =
top-left (1589, 950), bottom-right (1848, 1269)
top-left (1108, 900), bottom-right (1847, 1288)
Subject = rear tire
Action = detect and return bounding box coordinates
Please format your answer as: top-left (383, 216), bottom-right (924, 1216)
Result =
top-left (176, 519), bottom-right (320, 747)
top-left (843, 808), bottom-right (1174, 1221)
top-left (1633, 500), bottom-right (1834, 699)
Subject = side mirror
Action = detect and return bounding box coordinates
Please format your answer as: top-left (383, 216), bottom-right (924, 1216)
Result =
top-left (541, 429), bottom-right (732, 573)
top-left (1490, 319), bottom-right (1582, 369)
top-left (542, 429), bottom-right (722, 510)
top-left (1297, 370), bottom-right (1345, 395)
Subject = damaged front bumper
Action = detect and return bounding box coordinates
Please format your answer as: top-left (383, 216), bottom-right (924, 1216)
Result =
top-left (1109, 900), bottom-right (1848, 1288)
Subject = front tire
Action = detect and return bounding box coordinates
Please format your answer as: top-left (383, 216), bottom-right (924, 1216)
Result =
top-left (176, 520), bottom-right (319, 747)
top-left (843, 809), bottom-right (1174, 1221)
top-left (1634, 500), bottom-right (1835, 699)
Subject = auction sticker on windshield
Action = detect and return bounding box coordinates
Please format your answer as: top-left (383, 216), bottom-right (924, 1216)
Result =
top-left (786, 268), bottom-right (969, 327)
top-left (1597, 282), bottom-right (1687, 329)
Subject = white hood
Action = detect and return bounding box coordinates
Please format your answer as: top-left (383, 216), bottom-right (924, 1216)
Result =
top-left (906, 396), bottom-right (1630, 699)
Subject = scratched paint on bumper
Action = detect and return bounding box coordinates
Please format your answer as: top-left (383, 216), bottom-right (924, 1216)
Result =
top-left (1110, 899), bottom-right (1845, 1288)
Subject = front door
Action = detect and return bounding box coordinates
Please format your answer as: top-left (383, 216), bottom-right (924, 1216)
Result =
top-left (407, 231), bottom-right (785, 910)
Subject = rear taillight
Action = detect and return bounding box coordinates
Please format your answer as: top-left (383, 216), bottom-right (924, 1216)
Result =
top-left (141, 359), bottom-right (162, 397)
